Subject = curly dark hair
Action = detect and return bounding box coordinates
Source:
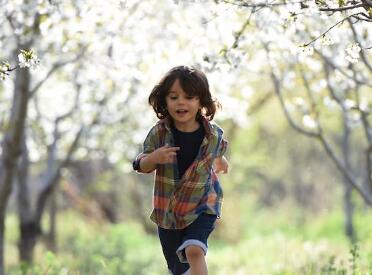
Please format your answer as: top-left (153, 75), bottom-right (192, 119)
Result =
top-left (148, 65), bottom-right (221, 121)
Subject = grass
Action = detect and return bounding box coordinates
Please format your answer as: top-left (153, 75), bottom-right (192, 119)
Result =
top-left (4, 203), bottom-right (372, 275)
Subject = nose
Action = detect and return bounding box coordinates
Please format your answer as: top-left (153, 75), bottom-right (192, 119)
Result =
top-left (177, 96), bottom-right (186, 105)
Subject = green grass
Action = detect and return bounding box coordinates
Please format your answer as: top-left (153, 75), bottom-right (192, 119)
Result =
top-left (4, 205), bottom-right (372, 275)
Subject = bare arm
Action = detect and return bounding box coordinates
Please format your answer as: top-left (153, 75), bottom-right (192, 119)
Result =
top-left (214, 156), bottom-right (229, 174)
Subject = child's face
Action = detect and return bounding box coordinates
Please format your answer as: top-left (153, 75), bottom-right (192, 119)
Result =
top-left (166, 78), bottom-right (201, 131)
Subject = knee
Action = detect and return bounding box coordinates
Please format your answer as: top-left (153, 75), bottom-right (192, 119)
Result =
top-left (185, 245), bottom-right (204, 261)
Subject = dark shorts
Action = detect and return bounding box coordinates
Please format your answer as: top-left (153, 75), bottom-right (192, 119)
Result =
top-left (158, 213), bottom-right (217, 275)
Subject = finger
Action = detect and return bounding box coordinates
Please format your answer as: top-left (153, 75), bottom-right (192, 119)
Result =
top-left (215, 168), bottom-right (226, 174)
top-left (166, 146), bottom-right (180, 152)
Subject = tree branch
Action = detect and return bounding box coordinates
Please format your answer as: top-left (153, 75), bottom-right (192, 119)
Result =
top-left (29, 48), bottom-right (86, 97)
top-left (367, 145), bottom-right (372, 192)
top-left (263, 41), bottom-right (372, 205)
top-left (247, 91), bottom-right (274, 115)
top-left (315, 50), bottom-right (372, 87)
top-left (5, 13), bottom-right (20, 44)
top-left (347, 18), bottom-right (372, 71)
top-left (319, 3), bottom-right (365, 12)
top-left (34, 125), bottom-right (84, 225)
top-left (30, 94), bottom-right (49, 150)
top-left (350, 68), bottom-right (372, 145)
top-left (56, 87), bottom-right (81, 123)
top-left (303, 12), bottom-right (364, 47)
top-left (222, 0), bottom-right (305, 8)
top-left (298, 64), bottom-right (321, 123)
top-left (262, 42), bottom-right (320, 137)
top-left (318, 134), bottom-right (372, 205)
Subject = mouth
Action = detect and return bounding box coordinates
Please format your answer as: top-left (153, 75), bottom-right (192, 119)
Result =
top-left (176, 109), bottom-right (188, 114)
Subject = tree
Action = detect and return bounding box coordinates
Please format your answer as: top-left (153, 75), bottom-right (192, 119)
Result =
top-left (0, 45), bottom-right (41, 275)
top-left (1, 0), bottom-right (236, 271)
top-left (206, 0), bottom-right (371, 239)
top-left (217, 0), bottom-right (372, 32)
top-left (0, 0), bottom-right (120, 271)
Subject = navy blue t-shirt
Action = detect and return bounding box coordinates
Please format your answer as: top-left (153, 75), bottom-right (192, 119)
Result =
top-left (171, 123), bottom-right (205, 179)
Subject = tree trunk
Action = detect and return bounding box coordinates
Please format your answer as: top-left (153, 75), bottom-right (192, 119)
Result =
top-left (0, 65), bottom-right (30, 275)
top-left (0, 214), bottom-right (5, 275)
top-left (16, 133), bottom-right (43, 263)
top-left (46, 188), bottom-right (57, 253)
top-left (341, 113), bottom-right (355, 242)
top-left (18, 140), bottom-right (60, 260)
top-left (18, 221), bottom-right (41, 263)
top-left (45, 141), bottom-right (57, 253)
top-left (343, 183), bottom-right (355, 242)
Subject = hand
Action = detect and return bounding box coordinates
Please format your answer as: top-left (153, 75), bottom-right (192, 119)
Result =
top-left (149, 144), bottom-right (180, 164)
top-left (214, 156), bottom-right (229, 174)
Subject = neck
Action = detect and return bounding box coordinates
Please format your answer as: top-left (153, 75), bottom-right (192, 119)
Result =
top-left (173, 120), bottom-right (199, 132)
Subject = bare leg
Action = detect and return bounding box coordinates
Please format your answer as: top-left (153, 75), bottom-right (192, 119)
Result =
top-left (185, 245), bottom-right (208, 275)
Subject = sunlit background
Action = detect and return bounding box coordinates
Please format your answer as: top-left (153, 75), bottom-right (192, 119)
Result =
top-left (0, 0), bottom-right (371, 274)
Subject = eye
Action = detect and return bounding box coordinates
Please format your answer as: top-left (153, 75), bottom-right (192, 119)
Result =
top-left (186, 96), bottom-right (195, 100)
top-left (169, 96), bottom-right (177, 100)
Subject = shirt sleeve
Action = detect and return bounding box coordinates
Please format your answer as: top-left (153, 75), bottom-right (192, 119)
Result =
top-left (142, 125), bottom-right (158, 154)
top-left (217, 137), bottom-right (228, 157)
top-left (133, 125), bottom-right (159, 173)
top-left (214, 125), bottom-right (228, 158)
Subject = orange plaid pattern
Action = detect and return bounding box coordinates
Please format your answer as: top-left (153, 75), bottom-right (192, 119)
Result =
top-left (135, 116), bottom-right (228, 229)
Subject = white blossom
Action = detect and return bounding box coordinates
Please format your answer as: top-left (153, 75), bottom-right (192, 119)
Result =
top-left (321, 35), bottom-right (334, 46)
top-left (294, 97), bottom-right (305, 107)
top-left (285, 101), bottom-right (295, 113)
top-left (345, 43), bottom-right (361, 64)
top-left (345, 55), bottom-right (358, 64)
top-left (303, 115), bottom-right (318, 129)
top-left (0, 71), bottom-right (8, 81)
top-left (18, 49), bottom-right (40, 69)
top-left (299, 46), bottom-right (314, 57)
top-left (325, 0), bottom-right (339, 7)
top-left (323, 96), bottom-right (338, 110)
top-left (0, 62), bottom-right (10, 81)
top-left (344, 99), bottom-right (356, 109)
top-left (304, 4), bottom-right (320, 16)
top-left (359, 100), bottom-right (368, 112)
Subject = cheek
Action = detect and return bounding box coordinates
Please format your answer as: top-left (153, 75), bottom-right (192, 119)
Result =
top-left (165, 99), bottom-right (174, 110)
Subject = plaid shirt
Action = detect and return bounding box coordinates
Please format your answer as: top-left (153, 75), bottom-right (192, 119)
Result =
top-left (135, 116), bottom-right (228, 229)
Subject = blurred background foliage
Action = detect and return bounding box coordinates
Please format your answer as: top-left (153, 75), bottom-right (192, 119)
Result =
top-left (0, 0), bottom-right (371, 274)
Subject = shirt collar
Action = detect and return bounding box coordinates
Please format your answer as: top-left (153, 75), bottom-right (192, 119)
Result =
top-left (158, 116), bottom-right (214, 140)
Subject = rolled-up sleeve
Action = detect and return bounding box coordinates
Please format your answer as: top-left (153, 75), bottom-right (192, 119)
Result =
top-left (142, 125), bottom-right (158, 154)
top-left (133, 125), bottom-right (159, 173)
top-left (217, 137), bottom-right (228, 157)
top-left (214, 125), bottom-right (228, 158)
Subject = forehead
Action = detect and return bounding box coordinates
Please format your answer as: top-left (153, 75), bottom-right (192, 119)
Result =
top-left (167, 78), bottom-right (197, 96)
top-left (168, 79), bottom-right (185, 94)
